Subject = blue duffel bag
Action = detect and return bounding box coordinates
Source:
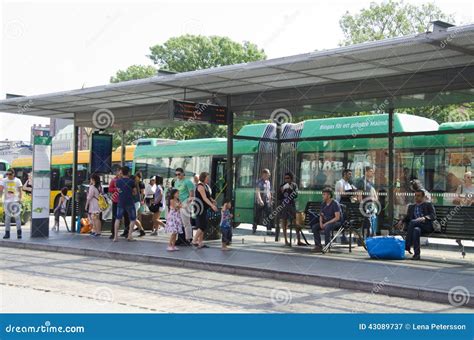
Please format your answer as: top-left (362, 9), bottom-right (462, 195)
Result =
top-left (366, 236), bottom-right (405, 260)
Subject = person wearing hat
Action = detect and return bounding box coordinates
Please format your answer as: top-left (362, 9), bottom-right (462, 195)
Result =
top-left (144, 176), bottom-right (157, 208)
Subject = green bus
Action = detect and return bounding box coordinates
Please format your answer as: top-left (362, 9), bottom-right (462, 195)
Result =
top-left (0, 159), bottom-right (9, 177)
top-left (133, 113), bottom-right (474, 227)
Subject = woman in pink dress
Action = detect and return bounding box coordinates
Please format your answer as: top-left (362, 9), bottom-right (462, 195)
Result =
top-left (165, 188), bottom-right (183, 251)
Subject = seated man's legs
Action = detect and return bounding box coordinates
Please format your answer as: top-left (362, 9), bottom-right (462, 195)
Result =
top-left (405, 220), bottom-right (419, 251)
top-left (311, 224), bottom-right (322, 248)
top-left (412, 222), bottom-right (433, 256)
top-left (323, 222), bottom-right (340, 246)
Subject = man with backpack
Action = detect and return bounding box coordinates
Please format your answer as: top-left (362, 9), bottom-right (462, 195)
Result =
top-left (311, 187), bottom-right (342, 253)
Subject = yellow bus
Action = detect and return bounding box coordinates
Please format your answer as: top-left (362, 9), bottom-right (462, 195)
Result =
top-left (11, 145), bottom-right (136, 211)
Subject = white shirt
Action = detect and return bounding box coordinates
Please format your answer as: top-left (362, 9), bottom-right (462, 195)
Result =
top-left (335, 178), bottom-right (354, 202)
top-left (145, 183), bottom-right (156, 198)
top-left (1, 177), bottom-right (23, 202)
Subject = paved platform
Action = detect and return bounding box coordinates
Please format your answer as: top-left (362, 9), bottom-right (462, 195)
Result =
top-left (0, 225), bottom-right (473, 308)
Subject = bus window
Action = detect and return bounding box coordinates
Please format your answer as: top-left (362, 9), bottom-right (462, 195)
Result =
top-left (170, 157), bottom-right (194, 177)
top-left (60, 168), bottom-right (73, 189)
top-left (0, 162), bottom-right (7, 171)
top-left (237, 155), bottom-right (255, 188)
top-left (51, 168), bottom-right (61, 191)
top-left (446, 148), bottom-right (473, 193)
top-left (299, 152), bottom-right (344, 189)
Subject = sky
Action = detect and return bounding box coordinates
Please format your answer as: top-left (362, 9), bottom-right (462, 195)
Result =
top-left (1, 0), bottom-right (473, 142)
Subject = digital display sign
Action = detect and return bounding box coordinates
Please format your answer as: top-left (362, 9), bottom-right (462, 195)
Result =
top-left (169, 100), bottom-right (228, 125)
top-left (90, 133), bottom-right (113, 174)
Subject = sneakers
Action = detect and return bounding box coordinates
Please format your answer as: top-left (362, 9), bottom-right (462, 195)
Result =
top-left (138, 230), bottom-right (146, 237)
top-left (17, 230), bottom-right (22, 239)
top-left (150, 230), bottom-right (158, 236)
top-left (167, 246), bottom-right (180, 251)
top-left (3, 231), bottom-right (10, 239)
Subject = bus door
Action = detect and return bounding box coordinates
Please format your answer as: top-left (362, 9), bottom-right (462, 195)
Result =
top-left (211, 157), bottom-right (227, 207)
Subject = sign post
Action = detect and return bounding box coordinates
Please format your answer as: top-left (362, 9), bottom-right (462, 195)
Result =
top-left (31, 136), bottom-right (52, 237)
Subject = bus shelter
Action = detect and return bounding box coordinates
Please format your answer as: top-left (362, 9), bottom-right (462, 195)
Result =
top-left (0, 22), bottom-right (473, 235)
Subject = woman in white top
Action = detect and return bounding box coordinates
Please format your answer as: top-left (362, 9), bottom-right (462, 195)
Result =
top-left (150, 176), bottom-right (165, 236)
top-left (144, 176), bottom-right (157, 207)
top-left (454, 171), bottom-right (474, 205)
top-left (85, 174), bottom-right (103, 237)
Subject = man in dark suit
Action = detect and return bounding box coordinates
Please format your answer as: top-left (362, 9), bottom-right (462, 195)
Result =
top-left (396, 189), bottom-right (436, 260)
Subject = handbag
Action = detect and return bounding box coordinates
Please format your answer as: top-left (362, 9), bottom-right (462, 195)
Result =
top-left (149, 203), bottom-right (162, 213)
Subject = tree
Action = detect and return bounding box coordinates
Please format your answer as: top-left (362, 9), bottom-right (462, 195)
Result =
top-left (109, 36), bottom-right (266, 146)
top-left (338, 1), bottom-right (472, 123)
top-left (110, 65), bottom-right (157, 83)
top-left (148, 35), bottom-right (266, 72)
top-left (339, 0), bottom-right (454, 46)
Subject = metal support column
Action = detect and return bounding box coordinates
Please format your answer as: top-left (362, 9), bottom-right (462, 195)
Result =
top-left (70, 125), bottom-right (79, 233)
top-left (121, 129), bottom-right (126, 167)
top-left (226, 96), bottom-right (234, 203)
top-left (274, 121), bottom-right (282, 242)
top-left (388, 107), bottom-right (395, 229)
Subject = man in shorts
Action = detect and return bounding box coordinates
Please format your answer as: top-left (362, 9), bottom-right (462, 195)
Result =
top-left (113, 166), bottom-right (137, 242)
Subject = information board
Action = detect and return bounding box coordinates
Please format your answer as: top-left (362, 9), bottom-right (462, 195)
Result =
top-left (31, 136), bottom-right (52, 237)
top-left (169, 100), bottom-right (228, 125)
top-left (90, 133), bottom-right (113, 174)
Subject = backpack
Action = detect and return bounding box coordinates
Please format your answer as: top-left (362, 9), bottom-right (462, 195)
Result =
top-left (96, 186), bottom-right (109, 212)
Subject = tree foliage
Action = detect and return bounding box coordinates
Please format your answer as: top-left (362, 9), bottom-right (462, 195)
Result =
top-left (110, 36), bottom-right (266, 146)
top-left (148, 35), bottom-right (266, 72)
top-left (338, 0), bottom-right (471, 123)
top-left (339, 0), bottom-right (454, 46)
top-left (110, 64), bottom-right (157, 83)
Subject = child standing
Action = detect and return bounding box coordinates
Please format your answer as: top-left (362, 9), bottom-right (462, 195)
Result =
top-left (165, 188), bottom-right (183, 251)
top-left (220, 199), bottom-right (233, 250)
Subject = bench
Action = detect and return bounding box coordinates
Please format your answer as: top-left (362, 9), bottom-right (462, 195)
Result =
top-left (289, 201), bottom-right (367, 252)
top-left (391, 205), bottom-right (474, 258)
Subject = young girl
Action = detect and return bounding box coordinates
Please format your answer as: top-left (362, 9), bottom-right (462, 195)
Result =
top-left (165, 188), bottom-right (183, 251)
top-left (52, 187), bottom-right (69, 231)
top-left (220, 199), bottom-right (233, 250)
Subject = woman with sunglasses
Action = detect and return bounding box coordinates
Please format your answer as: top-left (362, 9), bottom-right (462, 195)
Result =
top-left (278, 172), bottom-right (300, 246)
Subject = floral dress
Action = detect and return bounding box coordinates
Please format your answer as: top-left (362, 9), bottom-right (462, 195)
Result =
top-left (165, 205), bottom-right (183, 234)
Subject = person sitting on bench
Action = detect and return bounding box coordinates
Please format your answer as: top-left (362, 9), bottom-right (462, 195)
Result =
top-left (311, 187), bottom-right (341, 253)
top-left (396, 189), bottom-right (436, 261)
